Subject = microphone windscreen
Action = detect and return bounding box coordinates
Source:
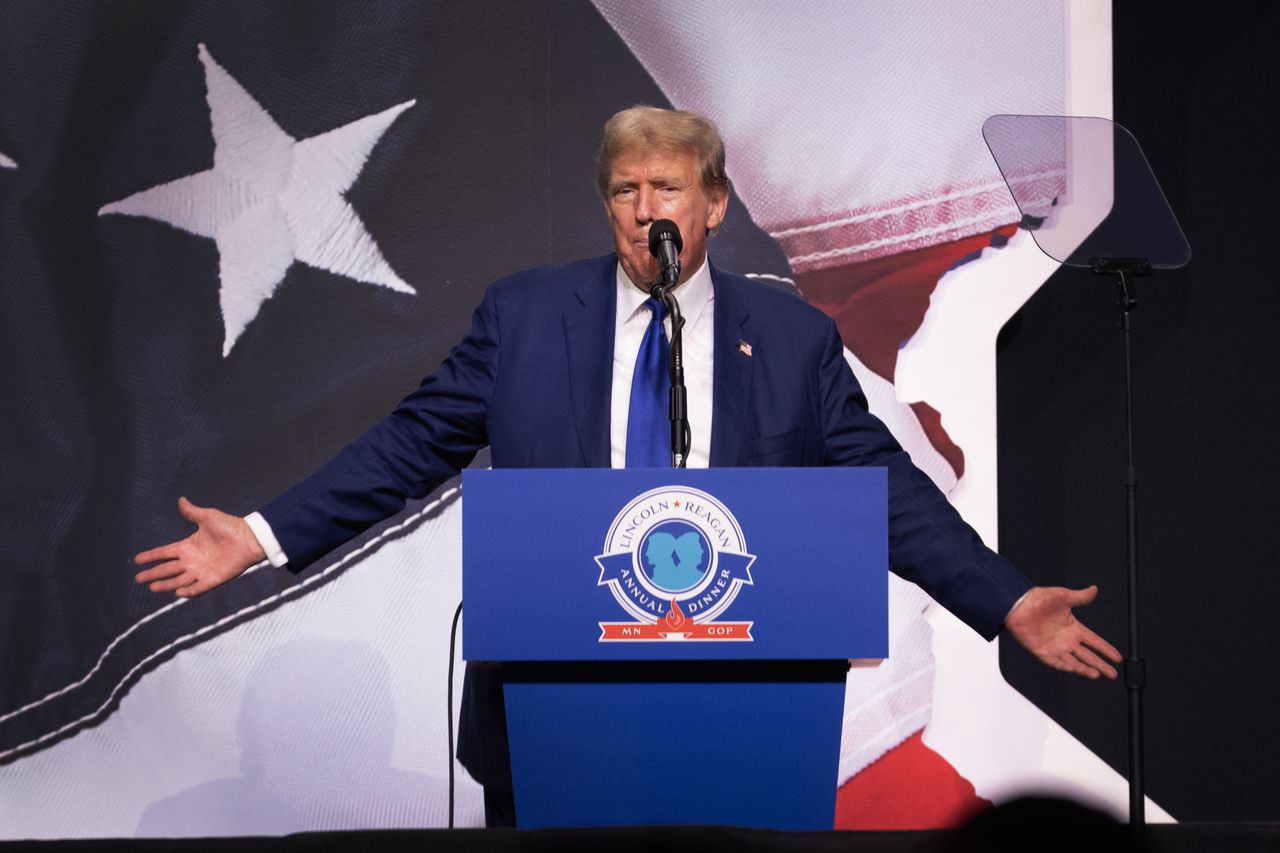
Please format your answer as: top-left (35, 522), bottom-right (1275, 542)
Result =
top-left (648, 219), bottom-right (684, 257)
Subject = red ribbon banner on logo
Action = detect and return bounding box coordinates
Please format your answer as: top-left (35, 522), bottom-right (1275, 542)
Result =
top-left (598, 622), bottom-right (754, 641)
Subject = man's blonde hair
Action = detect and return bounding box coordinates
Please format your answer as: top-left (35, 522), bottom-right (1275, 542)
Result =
top-left (596, 106), bottom-right (730, 200)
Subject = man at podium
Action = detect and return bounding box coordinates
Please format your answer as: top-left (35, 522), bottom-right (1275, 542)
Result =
top-left (134, 106), bottom-right (1122, 826)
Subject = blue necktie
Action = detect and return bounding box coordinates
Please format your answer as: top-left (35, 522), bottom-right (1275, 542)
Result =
top-left (625, 297), bottom-right (670, 467)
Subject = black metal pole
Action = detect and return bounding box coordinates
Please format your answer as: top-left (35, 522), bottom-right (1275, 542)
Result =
top-left (661, 288), bottom-right (689, 468)
top-left (1119, 271), bottom-right (1145, 842)
top-left (1094, 257), bottom-right (1149, 843)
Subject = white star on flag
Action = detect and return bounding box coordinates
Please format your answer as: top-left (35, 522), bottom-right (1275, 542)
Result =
top-left (100, 44), bottom-right (416, 356)
top-left (0, 150), bottom-right (15, 169)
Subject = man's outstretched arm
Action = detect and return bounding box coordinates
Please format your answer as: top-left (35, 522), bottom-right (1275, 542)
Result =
top-left (1005, 585), bottom-right (1123, 680)
top-left (134, 497), bottom-right (266, 598)
top-left (811, 312), bottom-right (1123, 680)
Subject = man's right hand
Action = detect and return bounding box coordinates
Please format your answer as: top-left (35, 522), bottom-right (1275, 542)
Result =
top-left (134, 497), bottom-right (266, 598)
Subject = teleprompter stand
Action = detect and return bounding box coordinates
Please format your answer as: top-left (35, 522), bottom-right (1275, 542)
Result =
top-left (984, 115), bottom-right (1191, 841)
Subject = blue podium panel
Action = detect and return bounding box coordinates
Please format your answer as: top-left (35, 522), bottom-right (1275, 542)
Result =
top-left (504, 673), bottom-right (846, 830)
top-left (463, 468), bottom-right (888, 662)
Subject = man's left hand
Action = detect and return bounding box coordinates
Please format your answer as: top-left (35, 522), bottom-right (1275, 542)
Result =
top-left (1005, 585), bottom-right (1122, 680)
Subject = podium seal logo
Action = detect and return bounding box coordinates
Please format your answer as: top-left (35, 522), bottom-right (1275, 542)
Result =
top-left (595, 486), bottom-right (755, 641)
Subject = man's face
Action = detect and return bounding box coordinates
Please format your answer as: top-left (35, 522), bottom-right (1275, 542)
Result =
top-left (605, 147), bottom-right (728, 291)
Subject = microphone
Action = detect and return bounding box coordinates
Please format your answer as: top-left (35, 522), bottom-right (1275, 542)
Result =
top-left (647, 219), bottom-right (683, 293)
top-left (644, 219), bottom-right (689, 467)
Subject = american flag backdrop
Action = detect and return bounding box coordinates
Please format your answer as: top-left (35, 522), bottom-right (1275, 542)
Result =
top-left (0, 0), bottom-right (1156, 837)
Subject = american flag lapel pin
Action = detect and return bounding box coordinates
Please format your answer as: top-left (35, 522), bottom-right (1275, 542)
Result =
top-left (738, 339), bottom-right (753, 357)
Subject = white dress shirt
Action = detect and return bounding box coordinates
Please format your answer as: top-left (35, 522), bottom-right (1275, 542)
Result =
top-left (609, 258), bottom-right (714, 470)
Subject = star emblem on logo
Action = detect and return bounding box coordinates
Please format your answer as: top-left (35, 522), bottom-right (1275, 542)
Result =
top-left (99, 44), bottom-right (416, 356)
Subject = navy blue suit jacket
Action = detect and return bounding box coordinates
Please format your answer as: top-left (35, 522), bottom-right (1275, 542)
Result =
top-left (260, 254), bottom-right (1031, 787)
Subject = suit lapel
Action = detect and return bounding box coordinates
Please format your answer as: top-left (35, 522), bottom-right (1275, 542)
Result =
top-left (563, 258), bottom-right (617, 467)
top-left (710, 264), bottom-right (754, 467)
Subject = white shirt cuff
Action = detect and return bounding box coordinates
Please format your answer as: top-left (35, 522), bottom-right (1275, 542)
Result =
top-left (244, 511), bottom-right (289, 568)
top-left (1004, 589), bottom-right (1032, 624)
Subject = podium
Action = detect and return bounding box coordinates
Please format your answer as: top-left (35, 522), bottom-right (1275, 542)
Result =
top-left (463, 468), bottom-right (888, 829)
